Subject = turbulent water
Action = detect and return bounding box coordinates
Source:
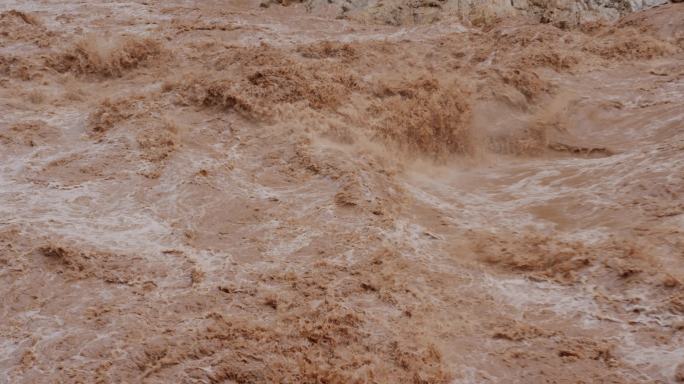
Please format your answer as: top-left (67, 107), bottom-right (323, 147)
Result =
top-left (1, 1), bottom-right (683, 383)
